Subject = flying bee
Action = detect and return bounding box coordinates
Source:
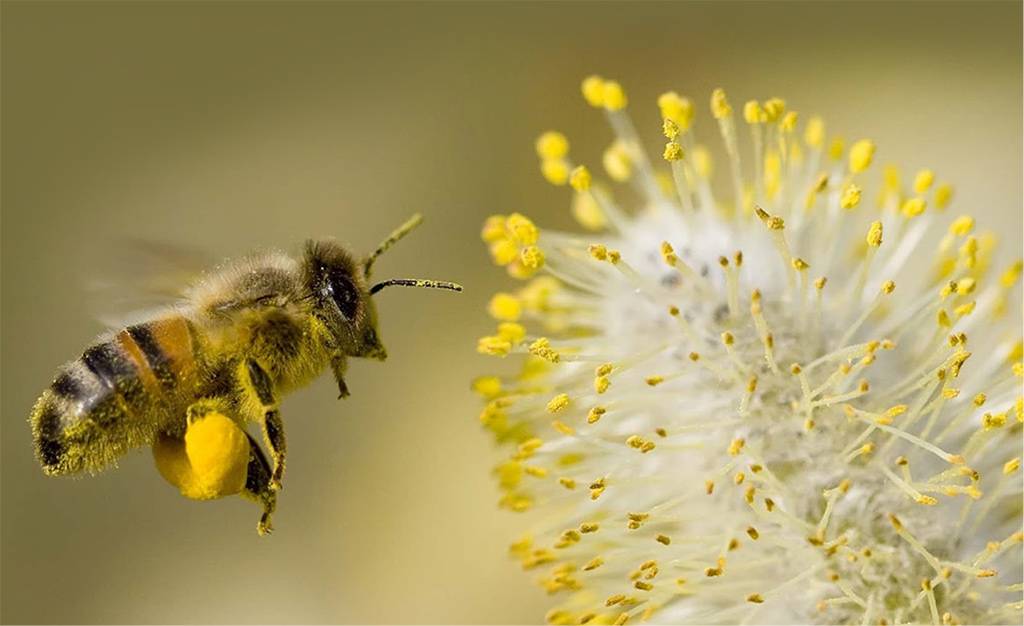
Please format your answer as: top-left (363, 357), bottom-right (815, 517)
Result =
top-left (30, 214), bottom-right (461, 534)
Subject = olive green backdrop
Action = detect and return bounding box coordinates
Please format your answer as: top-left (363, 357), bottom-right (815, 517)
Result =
top-left (2, 1), bottom-right (1020, 623)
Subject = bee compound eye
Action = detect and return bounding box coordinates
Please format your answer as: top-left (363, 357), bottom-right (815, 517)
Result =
top-left (328, 273), bottom-right (360, 320)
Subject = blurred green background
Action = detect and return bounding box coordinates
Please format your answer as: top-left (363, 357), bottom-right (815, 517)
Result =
top-left (2, 1), bottom-right (1020, 623)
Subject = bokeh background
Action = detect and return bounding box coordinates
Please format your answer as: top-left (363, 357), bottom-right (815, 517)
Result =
top-left (2, 1), bottom-right (1020, 623)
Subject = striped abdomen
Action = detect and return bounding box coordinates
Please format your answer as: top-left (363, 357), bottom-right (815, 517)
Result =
top-left (31, 316), bottom-right (200, 476)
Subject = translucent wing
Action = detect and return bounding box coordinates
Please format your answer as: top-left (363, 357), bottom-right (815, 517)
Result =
top-left (80, 238), bottom-right (220, 329)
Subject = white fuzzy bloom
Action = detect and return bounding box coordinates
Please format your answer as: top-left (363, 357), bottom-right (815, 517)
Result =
top-left (476, 77), bottom-right (1023, 625)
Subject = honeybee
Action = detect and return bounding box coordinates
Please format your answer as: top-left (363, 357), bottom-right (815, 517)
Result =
top-left (30, 214), bottom-right (461, 534)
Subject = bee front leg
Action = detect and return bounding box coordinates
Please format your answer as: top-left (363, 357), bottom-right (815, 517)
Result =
top-left (241, 433), bottom-right (277, 536)
top-left (331, 355), bottom-right (350, 399)
top-left (242, 358), bottom-right (286, 491)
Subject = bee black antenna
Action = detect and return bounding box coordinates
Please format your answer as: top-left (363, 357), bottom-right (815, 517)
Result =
top-left (363, 213), bottom-right (424, 277)
top-left (369, 278), bottom-right (464, 296)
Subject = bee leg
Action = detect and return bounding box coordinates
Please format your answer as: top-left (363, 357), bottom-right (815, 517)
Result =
top-left (331, 355), bottom-right (350, 399)
top-left (244, 358), bottom-right (286, 491)
top-left (241, 433), bottom-right (277, 536)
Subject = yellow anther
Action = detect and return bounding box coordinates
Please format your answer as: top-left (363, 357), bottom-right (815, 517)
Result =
top-left (848, 139), bottom-right (875, 173)
top-left (634, 580), bottom-right (653, 591)
top-left (595, 375), bottom-right (610, 394)
top-left (880, 280), bottom-right (895, 295)
top-left (471, 376), bottom-right (502, 399)
top-left (704, 566), bottom-right (723, 577)
top-left (814, 276), bottom-right (827, 290)
top-left (645, 376), bottom-right (664, 387)
top-left (916, 495), bottom-right (938, 506)
top-left (743, 100), bottom-right (764, 124)
top-left (755, 206), bottom-right (785, 230)
top-left (481, 214), bottom-right (507, 243)
top-left (804, 116), bottom-right (825, 149)
top-left (602, 80), bottom-right (627, 110)
top-left (913, 169), bottom-right (935, 194)
top-left (497, 322), bottom-right (526, 344)
top-left (721, 331), bottom-right (735, 346)
top-left (954, 301), bottom-right (976, 317)
top-left (559, 477), bottom-right (576, 490)
top-left (596, 363), bottom-right (613, 376)
top-left (581, 75), bottom-right (605, 107)
top-left (747, 594), bottom-right (765, 604)
top-left (535, 131), bottom-right (569, 159)
top-left (608, 249), bottom-right (622, 264)
top-left (689, 352), bottom-right (700, 361)
top-left (546, 393), bottom-right (571, 414)
top-left (587, 406), bottom-right (606, 424)
top-left (520, 246), bottom-right (545, 270)
top-left (780, 111), bottom-right (798, 131)
top-left (982, 412), bottom-right (1007, 429)
top-left (705, 480), bottom-right (714, 495)
top-left (661, 118), bottom-right (680, 140)
top-left (710, 88), bottom-right (731, 119)
top-left (790, 363), bottom-right (802, 375)
top-left (583, 556), bottom-right (604, 571)
top-left (505, 214), bottom-right (538, 244)
top-left (656, 534), bottom-right (671, 545)
top-left (569, 165), bottom-right (592, 192)
top-left (949, 215), bottom-right (975, 236)
top-left (541, 158), bottom-right (569, 186)
top-left (764, 497), bottom-right (775, 511)
top-left (488, 293), bottom-right (522, 321)
top-left (901, 197), bottom-right (927, 218)
top-left (658, 91), bottom-right (694, 129)
top-left (662, 141), bottom-right (684, 161)
top-left (811, 173), bottom-right (829, 194)
top-left (866, 221), bottom-right (883, 247)
top-left (734, 471), bottom-right (745, 485)
top-left (572, 185), bottom-right (606, 230)
top-left (477, 335), bottom-right (512, 357)
top-left (956, 277), bottom-right (976, 295)
top-left (1001, 261), bottom-right (1023, 287)
top-left (840, 184), bottom-right (862, 209)
top-left (959, 237), bottom-right (978, 268)
top-left (792, 258), bottom-right (809, 271)
top-left (606, 594), bottom-right (626, 607)
top-left (728, 438), bottom-right (746, 456)
top-left (588, 243), bottom-right (609, 261)
top-left (934, 183), bottom-right (953, 209)
top-left (602, 141), bottom-right (632, 181)
top-left (528, 338), bottom-right (560, 363)
top-left (524, 465), bottom-right (548, 478)
top-left (1004, 458), bottom-right (1020, 474)
top-left (761, 97), bottom-right (785, 121)
top-left (828, 136), bottom-right (845, 161)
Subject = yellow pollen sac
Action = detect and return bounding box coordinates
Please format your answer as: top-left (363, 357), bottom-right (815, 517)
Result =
top-left (535, 131), bottom-right (569, 160)
top-left (755, 206), bottom-right (785, 230)
top-left (792, 258), bottom-right (809, 271)
top-left (645, 376), bottom-right (664, 387)
top-left (866, 221), bottom-right (884, 247)
top-left (840, 184), bottom-right (862, 209)
top-left (588, 243), bottom-right (608, 261)
top-left (488, 292), bottom-right (523, 321)
top-left (780, 111), bottom-right (798, 132)
top-left (934, 182), bottom-right (954, 209)
top-left (956, 277), bottom-right (977, 295)
top-left (558, 477), bottom-right (575, 490)
top-left (882, 280), bottom-right (896, 294)
top-left (602, 80), bottom-right (627, 110)
top-left (705, 480), bottom-right (714, 495)
top-left (581, 75), bottom-right (605, 107)
top-left (572, 190), bottom-right (606, 231)
top-left (663, 141), bottom-right (684, 161)
top-left (528, 338), bottom-right (560, 363)
top-left (949, 215), bottom-right (975, 236)
top-left (1004, 458), bottom-right (1020, 475)
top-left (657, 93), bottom-right (694, 133)
top-left (746, 527), bottom-right (760, 540)
top-left (763, 97), bottom-right (786, 122)
top-left (520, 245), bottom-right (545, 270)
top-left (568, 165), bottom-right (592, 193)
top-left (662, 117), bottom-right (681, 140)
top-left (743, 100), bottom-right (764, 124)
top-left (901, 197), bottom-right (927, 218)
top-left (982, 412), bottom-right (1007, 430)
top-left (828, 136), bottom-right (845, 161)
top-left (913, 169), bottom-right (935, 194)
top-left (594, 375), bottom-right (611, 394)
top-left (634, 580), bottom-right (653, 591)
top-left (481, 214), bottom-right (507, 243)
top-left (546, 393), bottom-right (571, 414)
top-left (603, 141), bottom-right (633, 182)
top-left (728, 438), bottom-right (746, 456)
top-left (471, 376), bottom-right (502, 399)
top-left (497, 322), bottom-right (526, 344)
top-left (815, 276), bottom-right (827, 290)
top-left (490, 238), bottom-right (520, 266)
top-left (848, 139), bottom-right (876, 174)
top-left (804, 116), bottom-right (825, 149)
top-left (747, 594), bottom-right (765, 604)
top-left (587, 406), bottom-right (607, 424)
top-left (655, 534), bottom-right (671, 545)
top-left (477, 335), bottom-right (512, 357)
top-left (541, 158), bottom-right (569, 186)
top-left (710, 88), bottom-right (732, 119)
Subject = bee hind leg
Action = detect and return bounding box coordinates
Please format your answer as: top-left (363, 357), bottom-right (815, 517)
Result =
top-left (241, 433), bottom-right (277, 536)
top-left (242, 358), bottom-right (286, 491)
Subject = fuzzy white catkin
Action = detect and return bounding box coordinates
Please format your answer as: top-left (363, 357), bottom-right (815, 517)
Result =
top-left (475, 78), bottom-right (1023, 626)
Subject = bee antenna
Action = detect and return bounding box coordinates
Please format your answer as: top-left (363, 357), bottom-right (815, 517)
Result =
top-left (369, 278), bottom-right (464, 296)
top-left (363, 213), bottom-right (424, 277)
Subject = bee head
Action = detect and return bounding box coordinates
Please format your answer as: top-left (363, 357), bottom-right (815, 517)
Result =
top-left (303, 240), bottom-right (386, 360)
top-left (303, 214), bottom-right (462, 361)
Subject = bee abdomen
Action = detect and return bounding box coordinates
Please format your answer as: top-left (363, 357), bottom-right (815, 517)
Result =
top-left (31, 316), bottom-right (199, 475)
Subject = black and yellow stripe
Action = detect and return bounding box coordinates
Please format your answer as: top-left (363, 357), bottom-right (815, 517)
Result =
top-left (31, 315), bottom-right (199, 476)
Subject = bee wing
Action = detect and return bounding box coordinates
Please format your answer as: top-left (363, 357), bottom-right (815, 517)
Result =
top-left (81, 238), bottom-right (220, 329)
